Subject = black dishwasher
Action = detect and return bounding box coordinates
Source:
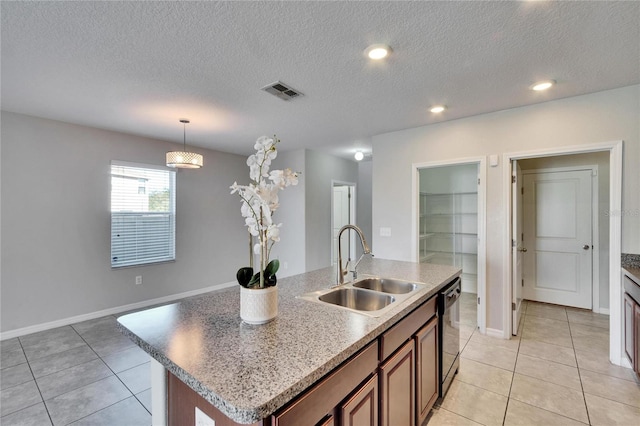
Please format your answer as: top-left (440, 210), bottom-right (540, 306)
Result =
top-left (438, 277), bottom-right (461, 399)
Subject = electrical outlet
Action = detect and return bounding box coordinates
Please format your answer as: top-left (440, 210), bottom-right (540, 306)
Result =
top-left (379, 227), bottom-right (392, 237)
top-left (135, 276), bottom-right (142, 285)
top-left (283, 261), bottom-right (288, 270)
top-left (195, 407), bottom-right (215, 426)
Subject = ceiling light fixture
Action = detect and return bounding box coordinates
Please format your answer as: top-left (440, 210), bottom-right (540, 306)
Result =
top-left (530, 80), bottom-right (555, 91)
top-left (354, 151), bottom-right (364, 161)
top-left (166, 119), bottom-right (203, 169)
top-left (430, 105), bottom-right (446, 113)
top-left (365, 44), bottom-right (392, 60)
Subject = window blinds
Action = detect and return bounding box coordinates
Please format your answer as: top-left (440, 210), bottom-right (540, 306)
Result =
top-left (111, 162), bottom-right (176, 268)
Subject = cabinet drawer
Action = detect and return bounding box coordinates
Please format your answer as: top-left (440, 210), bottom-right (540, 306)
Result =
top-left (272, 341), bottom-right (378, 426)
top-left (380, 297), bottom-right (436, 361)
top-left (625, 274), bottom-right (640, 304)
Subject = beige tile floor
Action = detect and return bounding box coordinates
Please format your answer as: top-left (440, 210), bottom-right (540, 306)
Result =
top-left (429, 294), bottom-right (640, 426)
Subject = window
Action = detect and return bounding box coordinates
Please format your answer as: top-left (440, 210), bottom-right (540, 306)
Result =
top-left (111, 161), bottom-right (176, 268)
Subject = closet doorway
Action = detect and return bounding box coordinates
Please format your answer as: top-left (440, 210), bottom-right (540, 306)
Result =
top-left (503, 141), bottom-right (623, 365)
top-left (414, 159), bottom-right (487, 334)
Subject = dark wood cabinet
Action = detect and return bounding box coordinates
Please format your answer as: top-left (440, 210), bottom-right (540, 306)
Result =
top-left (272, 342), bottom-right (378, 426)
top-left (167, 372), bottom-right (265, 426)
top-left (624, 272), bottom-right (640, 379)
top-left (635, 303), bottom-right (640, 377)
top-left (624, 292), bottom-right (636, 368)
top-left (380, 340), bottom-right (415, 426)
top-left (340, 374), bottom-right (378, 426)
top-left (169, 293), bottom-right (441, 426)
top-left (415, 316), bottom-right (438, 425)
top-left (318, 415), bottom-right (335, 426)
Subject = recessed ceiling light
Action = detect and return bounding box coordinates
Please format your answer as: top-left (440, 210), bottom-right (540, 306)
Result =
top-left (365, 44), bottom-right (392, 60)
top-left (354, 151), bottom-right (364, 161)
top-left (530, 80), bottom-right (555, 91)
top-left (430, 105), bottom-right (446, 113)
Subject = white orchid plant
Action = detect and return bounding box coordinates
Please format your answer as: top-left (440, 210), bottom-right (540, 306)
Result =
top-left (230, 136), bottom-right (299, 288)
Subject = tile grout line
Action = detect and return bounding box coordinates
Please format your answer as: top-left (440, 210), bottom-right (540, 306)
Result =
top-left (42, 322), bottom-right (135, 424)
top-left (567, 315), bottom-right (593, 425)
top-left (16, 334), bottom-right (56, 426)
top-left (510, 303), bottom-right (594, 425)
top-left (502, 305), bottom-right (526, 426)
top-left (62, 396), bottom-right (140, 426)
top-left (75, 321), bottom-right (152, 418)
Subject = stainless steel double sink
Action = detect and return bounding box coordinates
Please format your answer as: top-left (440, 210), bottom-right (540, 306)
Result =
top-left (298, 277), bottom-right (425, 317)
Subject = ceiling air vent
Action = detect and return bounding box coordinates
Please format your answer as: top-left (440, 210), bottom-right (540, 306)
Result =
top-left (261, 81), bottom-right (304, 101)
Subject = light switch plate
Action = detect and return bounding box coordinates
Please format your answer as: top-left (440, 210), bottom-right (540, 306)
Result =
top-left (379, 227), bottom-right (392, 237)
top-left (195, 407), bottom-right (215, 426)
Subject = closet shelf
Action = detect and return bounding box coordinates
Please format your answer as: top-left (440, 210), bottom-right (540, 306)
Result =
top-left (420, 191), bottom-right (478, 196)
top-left (421, 232), bottom-right (477, 238)
top-left (422, 213), bottom-right (477, 216)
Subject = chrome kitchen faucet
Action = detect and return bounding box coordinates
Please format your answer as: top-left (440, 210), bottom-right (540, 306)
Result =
top-left (336, 224), bottom-right (374, 285)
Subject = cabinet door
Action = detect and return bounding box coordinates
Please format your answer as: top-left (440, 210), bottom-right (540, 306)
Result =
top-left (624, 293), bottom-right (636, 366)
top-left (635, 302), bottom-right (640, 377)
top-left (415, 316), bottom-right (438, 425)
top-left (341, 374), bottom-right (378, 426)
top-left (380, 340), bottom-right (415, 426)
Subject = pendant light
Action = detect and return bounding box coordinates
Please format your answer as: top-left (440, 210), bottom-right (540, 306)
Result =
top-left (166, 119), bottom-right (203, 169)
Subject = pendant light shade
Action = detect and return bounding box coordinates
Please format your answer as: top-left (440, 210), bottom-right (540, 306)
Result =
top-left (166, 119), bottom-right (203, 169)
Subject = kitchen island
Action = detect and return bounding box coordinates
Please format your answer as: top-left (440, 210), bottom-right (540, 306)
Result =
top-left (117, 258), bottom-right (460, 425)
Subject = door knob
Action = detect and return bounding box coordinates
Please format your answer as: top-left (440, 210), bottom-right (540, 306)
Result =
top-left (518, 247), bottom-right (527, 253)
top-left (583, 244), bottom-right (590, 250)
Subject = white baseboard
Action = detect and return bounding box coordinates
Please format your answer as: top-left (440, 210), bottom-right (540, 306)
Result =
top-left (485, 327), bottom-right (504, 338)
top-left (597, 307), bottom-right (610, 315)
top-left (618, 356), bottom-right (633, 369)
top-left (1, 281), bottom-right (236, 341)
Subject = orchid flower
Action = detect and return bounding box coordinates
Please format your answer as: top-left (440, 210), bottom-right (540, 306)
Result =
top-left (230, 136), bottom-right (299, 288)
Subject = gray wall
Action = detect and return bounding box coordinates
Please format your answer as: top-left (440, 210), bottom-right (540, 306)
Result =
top-left (304, 150), bottom-right (359, 272)
top-left (356, 161), bottom-right (373, 257)
top-left (1, 112), bottom-right (248, 332)
top-left (270, 149), bottom-right (307, 277)
top-left (520, 152), bottom-right (610, 309)
top-left (371, 85), bottom-right (639, 332)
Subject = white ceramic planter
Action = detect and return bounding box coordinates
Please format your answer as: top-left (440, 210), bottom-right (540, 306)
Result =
top-left (240, 286), bottom-right (278, 324)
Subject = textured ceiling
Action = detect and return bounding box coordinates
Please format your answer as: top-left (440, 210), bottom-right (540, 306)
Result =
top-left (2, 1), bottom-right (639, 159)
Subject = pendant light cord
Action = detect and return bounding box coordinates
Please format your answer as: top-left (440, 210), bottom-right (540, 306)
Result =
top-left (180, 118), bottom-right (190, 151)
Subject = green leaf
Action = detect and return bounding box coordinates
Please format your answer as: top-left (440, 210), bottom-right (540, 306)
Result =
top-left (236, 267), bottom-right (253, 287)
top-left (265, 259), bottom-right (280, 276)
top-left (266, 274), bottom-right (277, 287)
top-left (247, 272), bottom-right (261, 288)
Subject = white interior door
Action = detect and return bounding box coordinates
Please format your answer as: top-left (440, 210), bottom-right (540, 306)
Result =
top-left (332, 185), bottom-right (351, 266)
top-left (522, 170), bottom-right (593, 309)
top-left (512, 161), bottom-right (524, 335)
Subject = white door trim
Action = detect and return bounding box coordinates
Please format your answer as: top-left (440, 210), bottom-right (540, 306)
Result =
top-left (331, 180), bottom-right (357, 264)
top-left (502, 140), bottom-right (623, 366)
top-left (411, 156), bottom-right (487, 335)
top-left (521, 165), bottom-right (600, 312)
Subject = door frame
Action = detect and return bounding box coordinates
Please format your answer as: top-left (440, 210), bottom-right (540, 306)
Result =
top-left (331, 180), bottom-right (357, 265)
top-left (520, 165), bottom-right (600, 312)
top-left (502, 140), bottom-right (623, 366)
top-left (411, 156), bottom-right (487, 334)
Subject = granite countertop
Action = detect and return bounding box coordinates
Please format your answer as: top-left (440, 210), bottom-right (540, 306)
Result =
top-left (117, 258), bottom-right (460, 424)
top-left (622, 253), bottom-right (640, 283)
